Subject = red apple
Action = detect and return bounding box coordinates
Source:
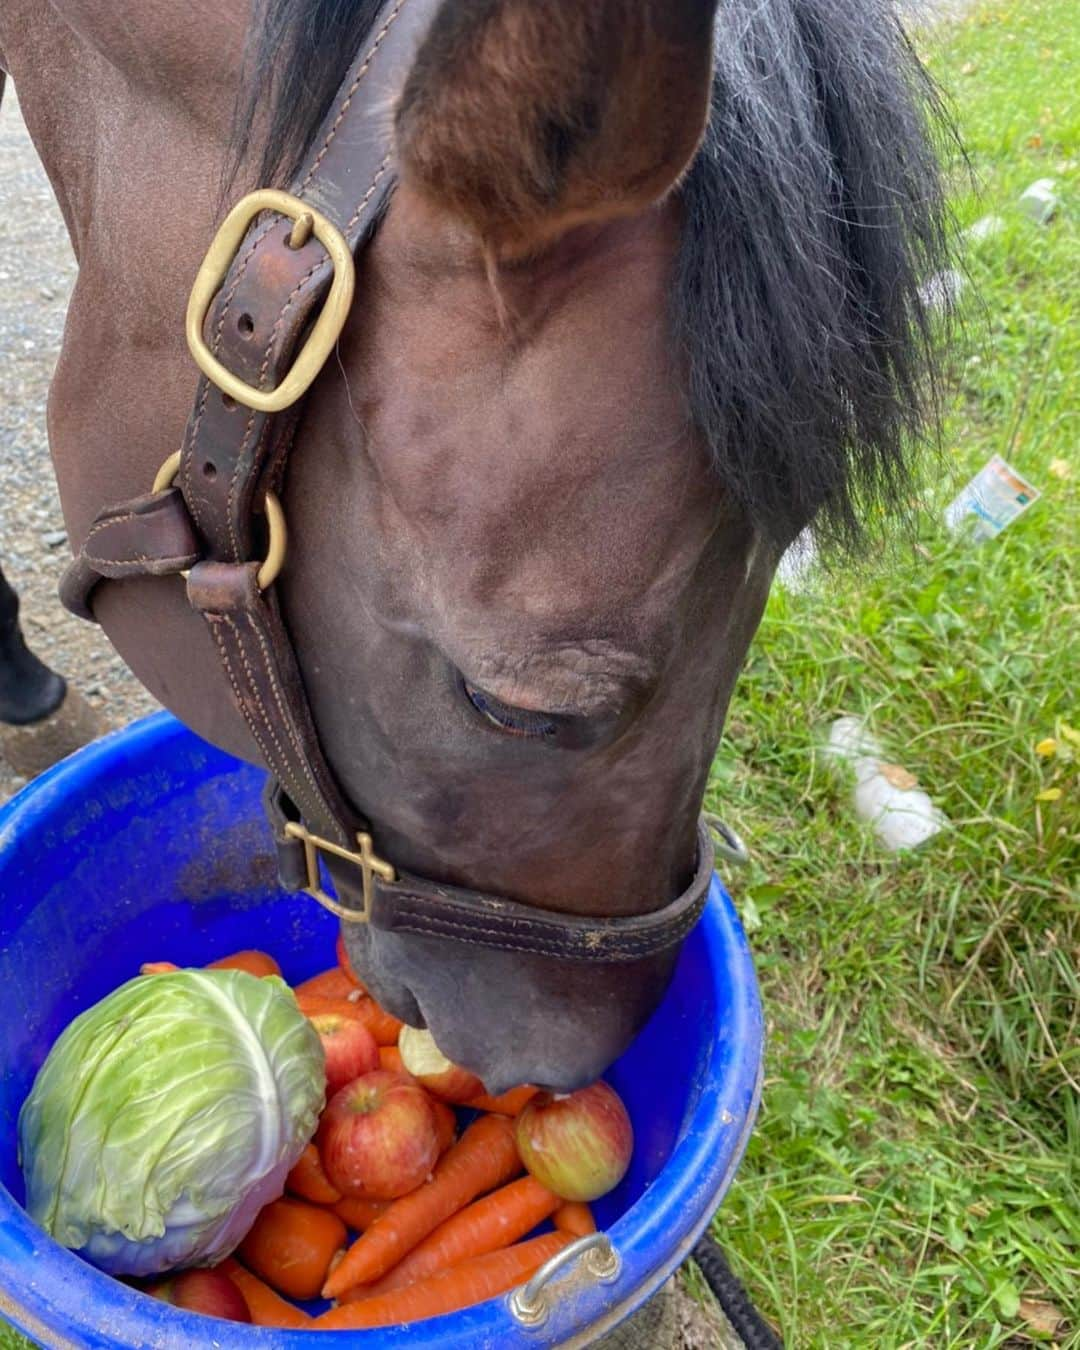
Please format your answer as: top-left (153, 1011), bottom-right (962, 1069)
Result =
top-left (145, 1268), bottom-right (251, 1322)
top-left (398, 1026), bottom-right (485, 1103)
top-left (317, 1069), bottom-right (440, 1199)
top-left (515, 1082), bottom-right (633, 1202)
top-left (308, 1009), bottom-right (380, 1096)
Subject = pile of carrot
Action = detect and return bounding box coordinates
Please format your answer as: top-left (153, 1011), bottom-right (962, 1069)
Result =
top-left (133, 939), bottom-right (597, 1330)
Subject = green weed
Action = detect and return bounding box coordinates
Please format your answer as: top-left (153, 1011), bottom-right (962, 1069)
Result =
top-left (708, 2), bottom-right (1078, 1344)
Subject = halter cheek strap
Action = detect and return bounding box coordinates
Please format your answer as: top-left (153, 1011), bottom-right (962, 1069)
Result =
top-left (59, 0), bottom-right (715, 963)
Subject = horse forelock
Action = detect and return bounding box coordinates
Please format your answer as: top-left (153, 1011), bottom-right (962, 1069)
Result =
top-left (230, 0), bottom-right (958, 558)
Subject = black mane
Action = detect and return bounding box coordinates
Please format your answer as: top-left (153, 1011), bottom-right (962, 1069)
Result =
top-left (231, 0), bottom-right (957, 556)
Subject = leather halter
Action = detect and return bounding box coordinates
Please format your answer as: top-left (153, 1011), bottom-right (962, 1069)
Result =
top-left (61, 0), bottom-right (715, 963)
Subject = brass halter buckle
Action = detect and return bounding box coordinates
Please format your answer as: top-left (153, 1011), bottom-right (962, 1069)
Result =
top-left (284, 821), bottom-right (397, 923)
top-left (185, 188), bottom-right (356, 414)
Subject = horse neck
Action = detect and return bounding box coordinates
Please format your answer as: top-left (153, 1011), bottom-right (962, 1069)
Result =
top-left (1, 2), bottom-right (246, 255)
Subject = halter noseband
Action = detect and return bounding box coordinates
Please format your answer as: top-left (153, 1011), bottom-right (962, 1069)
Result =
top-left (60, 0), bottom-right (715, 964)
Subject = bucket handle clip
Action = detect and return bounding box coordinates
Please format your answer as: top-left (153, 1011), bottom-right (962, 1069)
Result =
top-left (508, 1232), bottom-right (621, 1328)
top-left (705, 813), bottom-right (751, 866)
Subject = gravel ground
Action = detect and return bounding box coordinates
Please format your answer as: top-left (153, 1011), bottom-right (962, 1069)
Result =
top-left (0, 88), bottom-right (159, 804)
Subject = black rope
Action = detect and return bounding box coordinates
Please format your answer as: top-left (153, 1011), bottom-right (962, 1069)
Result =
top-left (691, 1234), bottom-right (783, 1350)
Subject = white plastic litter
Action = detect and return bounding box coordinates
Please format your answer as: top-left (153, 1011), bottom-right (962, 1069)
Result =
top-left (1018, 178), bottom-right (1059, 225)
top-left (825, 716), bottom-right (948, 851)
top-left (776, 526), bottom-right (817, 591)
top-left (919, 267), bottom-right (966, 311)
top-left (944, 454), bottom-right (1041, 540)
top-left (966, 214), bottom-right (1005, 242)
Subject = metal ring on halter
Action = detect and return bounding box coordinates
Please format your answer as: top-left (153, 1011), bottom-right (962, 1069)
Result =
top-left (151, 450), bottom-right (286, 591)
top-left (508, 1233), bottom-right (621, 1328)
top-left (706, 813), bottom-right (751, 866)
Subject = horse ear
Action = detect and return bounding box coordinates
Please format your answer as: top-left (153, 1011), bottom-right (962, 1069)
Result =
top-left (395, 0), bottom-right (718, 255)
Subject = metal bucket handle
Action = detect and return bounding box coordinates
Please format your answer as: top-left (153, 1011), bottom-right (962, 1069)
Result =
top-left (706, 814), bottom-right (751, 866)
top-left (508, 1232), bottom-right (622, 1328)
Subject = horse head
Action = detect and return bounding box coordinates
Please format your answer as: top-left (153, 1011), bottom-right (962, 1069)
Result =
top-left (240, 0), bottom-right (949, 1090)
top-left (5, 0), bottom-right (951, 1091)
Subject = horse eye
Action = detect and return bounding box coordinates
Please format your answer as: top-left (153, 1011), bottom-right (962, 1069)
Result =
top-left (462, 681), bottom-right (559, 739)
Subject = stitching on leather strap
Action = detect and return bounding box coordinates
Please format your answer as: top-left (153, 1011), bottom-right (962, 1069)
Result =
top-left (345, 157), bottom-right (392, 235)
top-left (394, 904), bottom-right (702, 954)
top-left (183, 216), bottom-right (280, 536)
top-left (382, 901), bottom-right (707, 962)
top-left (244, 610), bottom-right (341, 826)
top-left (211, 217), bottom-right (280, 356)
top-left (220, 613), bottom-right (305, 808)
top-left (84, 512), bottom-right (139, 541)
top-left (214, 612), bottom-right (314, 823)
top-left (83, 554), bottom-right (193, 573)
top-left (224, 405), bottom-right (261, 561)
top-left (207, 615), bottom-right (288, 801)
top-left (298, 0), bottom-right (410, 192)
top-left (217, 155), bottom-right (393, 562)
top-left (389, 889), bottom-right (705, 946)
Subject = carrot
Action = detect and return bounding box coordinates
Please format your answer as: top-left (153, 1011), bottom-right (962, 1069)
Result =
top-left (294, 966), bottom-right (364, 1001)
top-left (343, 1175), bottom-right (560, 1301)
top-left (554, 1201), bottom-right (596, 1238)
top-left (206, 949), bottom-right (283, 978)
top-left (139, 961), bottom-right (180, 975)
top-left (296, 991), bottom-right (402, 1047)
top-left (218, 1259), bottom-right (313, 1329)
top-left (322, 1113), bottom-right (520, 1297)
top-left (334, 1195), bottom-right (392, 1231)
top-left (238, 1197), bottom-right (347, 1302)
top-left (286, 1143), bottom-right (342, 1206)
top-left (378, 1045), bottom-right (408, 1075)
top-left (313, 1233), bottom-right (570, 1329)
top-left (431, 1098), bottom-right (457, 1155)
top-left (336, 932), bottom-right (363, 987)
top-left (353, 996), bottom-right (404, 1047)
top-left (295, 992), bottom-right (363, 1018)
top-left (467, 1085), bottom-right (538, 1116)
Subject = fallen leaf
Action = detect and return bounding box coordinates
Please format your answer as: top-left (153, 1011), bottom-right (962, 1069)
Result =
top-left (1035, 738), bottom-right (1057, 757)
top-left (1048, 458), bottom-right (1071, 479)
top-left (740, 895), bottom-right (762, 934)
top-left (880, 763), bottom-right (919, 791)
top-left (1027, 134), bottom-right (1044, 149)
top-left (1059, 722), bottom-right (1080, 747)
top-left (1017, 1298), bottom-right (1068, 1335)
top-left (993, 1278), bottom-right (1021, 1321)
top-left (1035, 788), bottom-right (1063, 802)
top-left (961, 61), bottom-right (978, 75)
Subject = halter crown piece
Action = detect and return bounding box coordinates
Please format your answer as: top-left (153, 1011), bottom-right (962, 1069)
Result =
top-left (60, 0), bottom-right (715, 963)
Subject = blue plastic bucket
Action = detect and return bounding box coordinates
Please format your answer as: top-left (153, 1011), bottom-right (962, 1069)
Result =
top-left (0, 713), bottom-right (762, 1347)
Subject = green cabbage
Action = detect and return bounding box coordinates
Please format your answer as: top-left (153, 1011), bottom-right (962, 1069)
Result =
top-left (18, 967), bottom-right (325, 1276)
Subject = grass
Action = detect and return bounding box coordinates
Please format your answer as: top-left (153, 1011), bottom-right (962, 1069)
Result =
top-left (2, 4), bottom-right (1076, 1349)
top-left (700, 2), bottom-right (1079, 1344)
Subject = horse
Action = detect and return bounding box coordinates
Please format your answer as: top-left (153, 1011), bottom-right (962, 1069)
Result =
top-left (0, 0), bottom-right (952, 1091)
top-left (0, 560), bottom-right (66, 728)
